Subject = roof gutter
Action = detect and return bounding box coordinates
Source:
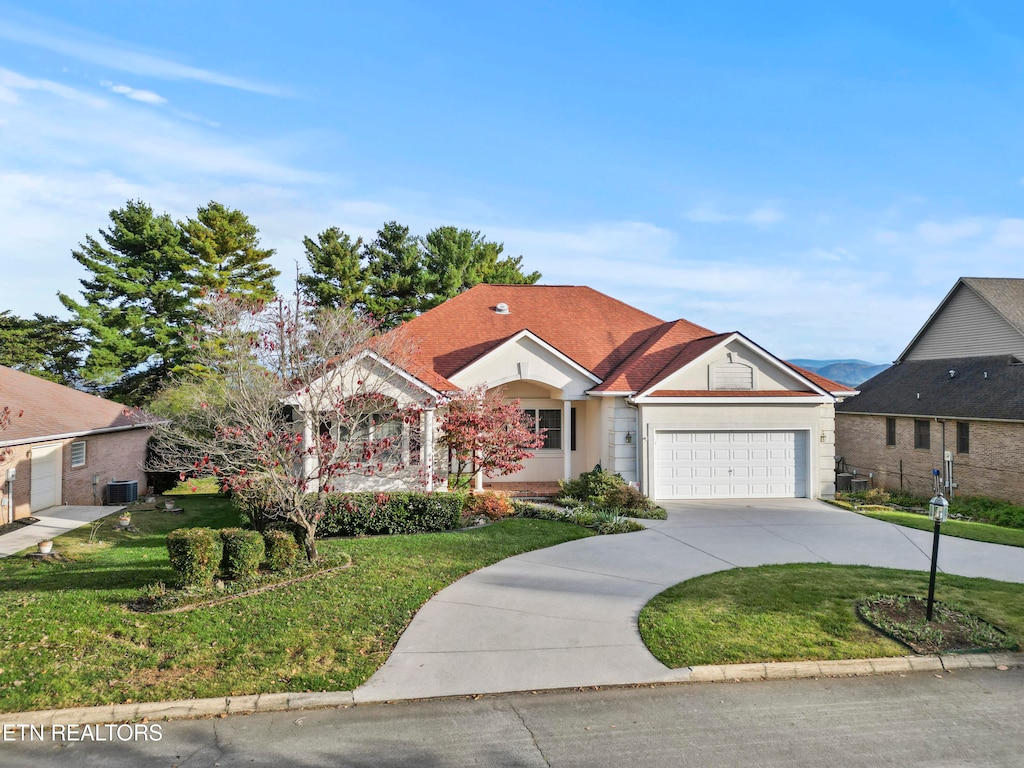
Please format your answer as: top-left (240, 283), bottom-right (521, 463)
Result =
top-left (0, 421), bottom-right (159, 449)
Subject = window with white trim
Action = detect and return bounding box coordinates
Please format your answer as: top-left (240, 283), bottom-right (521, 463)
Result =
top-left (70, 440), bottom-right (87, 468)
top-left (522, 408), bottom-right (562, 449)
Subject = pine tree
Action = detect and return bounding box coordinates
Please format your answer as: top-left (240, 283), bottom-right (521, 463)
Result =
top-left (421, 226), bottom-right (540, 310)
top-left (182, 202), bottom-right (279, 301)
top-left (0, 312), bottom-right (83, 386)
top-left (57, 200), bottom-right (195, 404)
top-left (363, 221), bottom-right (426, 330)
top-left (297, 227), bottom-right (367, 311)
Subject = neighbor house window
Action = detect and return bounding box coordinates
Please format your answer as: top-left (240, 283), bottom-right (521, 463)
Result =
top-left (914, 420), bottom-right (930, 450)
top-left (957, 421), bottom-right (970, 454)
top-left (885, 418), bottom-right (896, 446)
top-left (522, 408), bottom-right (562, 449)
top-left (70, 441), bottom-right (87, 468)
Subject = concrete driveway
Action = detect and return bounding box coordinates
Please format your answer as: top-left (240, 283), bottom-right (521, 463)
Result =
top-left (354, 499), bottom-right (1024, 702)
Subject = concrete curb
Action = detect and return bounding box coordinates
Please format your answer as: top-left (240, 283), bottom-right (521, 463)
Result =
top-left (4, 653), bottom-right (1021, 725)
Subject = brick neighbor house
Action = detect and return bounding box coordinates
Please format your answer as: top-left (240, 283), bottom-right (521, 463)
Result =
top-left (0, 365), bottom-right (152, 522)
top-left (835, 277), bottom-right (1024, 503)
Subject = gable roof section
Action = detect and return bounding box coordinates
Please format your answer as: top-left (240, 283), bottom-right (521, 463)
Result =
top-left (631, 332), bottom-right (838, 400)
top-left (836, 355), bottom-right (1024, 421)
top-left (390, 284), bottom-right (679, 388)
top-left (898, 277), bottom-right (1024, 362)
top-left (592, 326), bottom-right (730, 393)
top-left (0, 365), bottom-right (147, 444)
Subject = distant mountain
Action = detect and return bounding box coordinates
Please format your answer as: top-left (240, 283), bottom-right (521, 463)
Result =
top-left (789, 359), bottom-right (890, 389)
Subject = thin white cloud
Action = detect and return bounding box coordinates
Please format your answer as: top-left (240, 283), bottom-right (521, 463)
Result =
top-left (0, 18), bottom-right (283, 96)
top-left (102, 80), bottom-right (167, 105)
top-left (684, 203), bottom-right (785, 226)
top-left (916, 217), bottom-right (985, 246)
top-left (992, 218), bottom-right (1024, 248)
top-left (0, 67), bottom-right (107, 107)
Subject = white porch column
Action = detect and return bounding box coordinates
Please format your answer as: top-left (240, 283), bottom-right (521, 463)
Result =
top-left (302, 412), bottom-right (315, 492)
top-left (563, 399), bottom-right (572, 481)
top-left (423, 408), bottom-right (435, 492)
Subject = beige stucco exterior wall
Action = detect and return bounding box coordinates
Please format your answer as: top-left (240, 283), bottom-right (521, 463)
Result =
top-left (655, 340), bottom-right (808, 391)
top-left (638, 402), bottom-right (836, 498)
top-left (448, 335), bottom-right (597, 397)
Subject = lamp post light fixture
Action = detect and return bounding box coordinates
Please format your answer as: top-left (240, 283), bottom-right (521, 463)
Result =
top-left (926, 492), bottom-right (949, 621)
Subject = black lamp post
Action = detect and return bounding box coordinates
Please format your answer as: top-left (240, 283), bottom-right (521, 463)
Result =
top-left (926, 493), bottom-right (949, 621)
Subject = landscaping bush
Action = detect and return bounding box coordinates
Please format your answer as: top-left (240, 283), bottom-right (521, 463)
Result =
top-left (317, 491), bottom-right (465, 537)
top-left (166, 527), bottom-right (223, 588)
top-left (557, 467), bottom-right (627, 504)
top-left (951, 496), bottom-right (1024, 530)
top-left (463, 490), bottom-right (514, 520)
top-left (513, 500), bottom-right (643, 534)
top-left (220, 528), bottom-right (265, 580)
top-left (262, 529), bottom-right (301, 571)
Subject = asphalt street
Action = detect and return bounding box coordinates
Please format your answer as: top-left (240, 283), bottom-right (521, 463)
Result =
top-left (5, 668), bottom-right (1022, 768)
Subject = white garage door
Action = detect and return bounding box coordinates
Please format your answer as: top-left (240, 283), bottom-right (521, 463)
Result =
top-left (31, 443), bottom-right (62, 512)
top-left (653, 431), bottom-right (807, 500)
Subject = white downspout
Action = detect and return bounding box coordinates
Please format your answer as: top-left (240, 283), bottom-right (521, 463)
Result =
top-left (625, 399), bottom-right (641, 489)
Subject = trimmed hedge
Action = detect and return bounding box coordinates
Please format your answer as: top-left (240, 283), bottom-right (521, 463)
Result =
top-left (166, 528), bottom-right (223, 588)
top-left (263, 529), bottom-right (301, 571)
top-left (316, 491), bottom-right (466, 537)
top-left (220, 528), bottom-right (265, 580)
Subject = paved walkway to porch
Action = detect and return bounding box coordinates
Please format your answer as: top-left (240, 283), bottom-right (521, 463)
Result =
top-left (0, 505), bottom-right (122, 558)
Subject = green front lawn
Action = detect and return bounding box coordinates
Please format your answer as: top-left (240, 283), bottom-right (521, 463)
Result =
top-left (639, 563), bottom-right (1024, 667)
top-left (0, 496), bottom-right (591, 713)
top-left (854, 508), bottom-right (1024, 548)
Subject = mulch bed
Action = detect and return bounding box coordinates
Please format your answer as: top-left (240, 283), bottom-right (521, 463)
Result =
top-left (858, 595), bottom-right (1017, 654)
top-left (0, 516), bottom-right (39, 537)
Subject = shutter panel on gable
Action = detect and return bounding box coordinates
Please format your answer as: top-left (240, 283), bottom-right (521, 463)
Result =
top-left (712, 362), bottom-right (753, 390)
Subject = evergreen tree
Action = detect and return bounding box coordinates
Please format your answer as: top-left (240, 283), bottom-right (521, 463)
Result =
top-left (0, 312), bottom-right (83, 386)
top-left (421, 226), bottom-right (540, 310)
top-left (363, 221), bottom-right (426, 330)
top-left (297, 227), bottom-right (367, 311)
top-left (57, 200), bottom-right (195, 404)
top-left (182, 201), bottom-right (279, 301)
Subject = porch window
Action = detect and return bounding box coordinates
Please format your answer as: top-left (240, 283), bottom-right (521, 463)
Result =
top-left (522, 408), bottom-right (562, 450)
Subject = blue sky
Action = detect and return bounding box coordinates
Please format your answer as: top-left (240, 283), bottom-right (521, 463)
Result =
top-left (3, 1), bottom-right (1024, 363)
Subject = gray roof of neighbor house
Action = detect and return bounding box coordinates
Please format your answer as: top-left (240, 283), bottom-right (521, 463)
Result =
top-left (898, 277), bottom-right (1024, 362)
top-left (963, 277), bottom-right (1024, 336)
top-left (0, 365), bottom-right (149, 444)
top-left (836, 355), bottom-right (1024, 422)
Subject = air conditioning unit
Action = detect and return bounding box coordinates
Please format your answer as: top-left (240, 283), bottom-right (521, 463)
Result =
top-left (107, 480), bottom-right (138, 505)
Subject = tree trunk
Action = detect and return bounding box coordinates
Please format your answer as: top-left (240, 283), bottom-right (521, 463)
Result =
top-left (292, 514), bottom-right (319, 561)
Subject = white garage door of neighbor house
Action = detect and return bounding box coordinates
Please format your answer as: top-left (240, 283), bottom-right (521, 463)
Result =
top-left (31, 444), bottom-right (62, 512)
top-left (653, 431), bottom-right (807, 500)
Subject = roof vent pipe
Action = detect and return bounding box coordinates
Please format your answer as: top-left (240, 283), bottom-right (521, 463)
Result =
top-left (949, 369), bottom-right (956, 378)
top-left (495, 303), bottom-right (510, 315)
top-left (984, 371), bottom-right (988, 378)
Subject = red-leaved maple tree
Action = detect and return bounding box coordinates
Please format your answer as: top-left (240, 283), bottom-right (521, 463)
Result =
top-left (440, 385), bottom-right (545, 487)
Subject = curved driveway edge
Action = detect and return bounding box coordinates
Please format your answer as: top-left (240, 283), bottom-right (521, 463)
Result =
top-left (354, 499), bottom-right (1024, 702)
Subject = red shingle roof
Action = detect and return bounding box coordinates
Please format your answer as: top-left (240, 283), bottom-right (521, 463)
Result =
top-left (0, 366), bottom-right (147, 444)
top-left (386, 285), bottom-right (849, 397)
top-left (391, 285), bottom-right (675, 389)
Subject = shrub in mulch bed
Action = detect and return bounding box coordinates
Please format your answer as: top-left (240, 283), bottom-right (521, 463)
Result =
top-left (857, 594), bottom-right (1018, 654)
top-left (166, 527), bottom-right (223, 588)
top-left (262, 529), bottom-right (301, 571)
top-left (220, 528), bottom-right (265, 580)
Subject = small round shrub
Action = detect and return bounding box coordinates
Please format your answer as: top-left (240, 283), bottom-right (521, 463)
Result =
top-left (220, 528), bottom-right (265, 580)
top-left (557, 467), bottom-right (627, 503)
top-left (263, 529), bottom-right (301, 571)
top-left (603, 483), bottom-right (648, 511)
top-left (166, 528), bottom-right (223, 588)
top-left (464, 490), bottom-right (513, 520)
